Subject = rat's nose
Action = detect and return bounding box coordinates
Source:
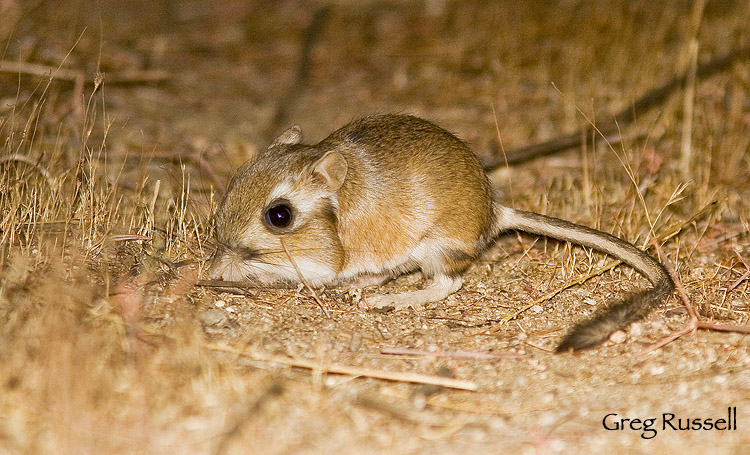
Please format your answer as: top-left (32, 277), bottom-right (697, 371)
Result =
top-left (207, 246), bottom-right (227, 280)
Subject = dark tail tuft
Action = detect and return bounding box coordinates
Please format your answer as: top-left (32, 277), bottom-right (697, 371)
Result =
top-left (555, 278), bottom-right (674, 352)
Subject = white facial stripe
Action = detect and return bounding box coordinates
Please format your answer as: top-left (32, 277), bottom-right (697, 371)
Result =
top-left (269, 180), bottom-right (294, 201)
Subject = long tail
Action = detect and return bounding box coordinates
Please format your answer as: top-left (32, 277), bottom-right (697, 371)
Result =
top-left (496, 207), bottom-right (674, 351)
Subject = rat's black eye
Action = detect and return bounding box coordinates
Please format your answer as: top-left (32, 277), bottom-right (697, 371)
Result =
top-left (264, 200), bottom-right (294, 231)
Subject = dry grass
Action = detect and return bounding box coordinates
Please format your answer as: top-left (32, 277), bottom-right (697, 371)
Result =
top-left (1, 1), bottom-right (749, 454)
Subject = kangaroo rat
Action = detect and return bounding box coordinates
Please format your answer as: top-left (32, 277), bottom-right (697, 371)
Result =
top-left (209, 114), bottom-right (674, 351)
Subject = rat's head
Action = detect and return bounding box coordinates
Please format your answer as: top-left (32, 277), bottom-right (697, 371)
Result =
top-left (209, 126), bottom-right (348, 286)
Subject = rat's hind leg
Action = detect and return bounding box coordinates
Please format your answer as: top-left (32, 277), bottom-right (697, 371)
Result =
top-left (366, 274), bottom-right (462, 309)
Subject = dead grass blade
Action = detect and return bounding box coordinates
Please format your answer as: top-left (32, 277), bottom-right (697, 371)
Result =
top-left (679, 0), bottom-right (706, 179)
top-left (207, 343), bottom-right (479, 391)
top-left (279, 238), bottom-right (331, 317)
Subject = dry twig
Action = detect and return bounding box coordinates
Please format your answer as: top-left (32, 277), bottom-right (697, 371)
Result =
top-left (380, 346), bottom-right (523, 360)
top-left (727, 250), bottom-right (750, 292)
top-left (640, 238), bottom-right (750, 355)
top-left (0, 59), bottom-right (169, 85)
top-left (208, 342), bottom-right (479, 391)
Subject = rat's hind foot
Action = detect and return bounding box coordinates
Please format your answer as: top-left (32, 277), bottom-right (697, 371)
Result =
top-left (366, 275), bottom-right (462, 309)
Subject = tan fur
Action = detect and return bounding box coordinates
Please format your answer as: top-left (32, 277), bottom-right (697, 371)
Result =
top-left (210, 114), bottom-right (673, 351)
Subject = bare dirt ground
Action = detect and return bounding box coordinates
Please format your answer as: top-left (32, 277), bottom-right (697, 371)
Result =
top-left (1, 1), bottom-right (749, 454)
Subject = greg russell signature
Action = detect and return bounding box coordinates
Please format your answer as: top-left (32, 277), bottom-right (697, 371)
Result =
top-left (602, 407), bottom-right (737, 439)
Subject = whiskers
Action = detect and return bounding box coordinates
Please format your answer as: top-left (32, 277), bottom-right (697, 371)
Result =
top-left (208, 241), bottom-right (339, 286)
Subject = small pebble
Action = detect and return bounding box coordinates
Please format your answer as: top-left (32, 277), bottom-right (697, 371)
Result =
top-left (199, 309), bottom-right (228, 327)
top-left (609, 330), bottom-right (627, 344)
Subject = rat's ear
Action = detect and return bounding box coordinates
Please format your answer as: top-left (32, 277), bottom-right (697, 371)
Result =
top-left (311, 151), bottom-right (347, 192)
top-left (271, 125), bottom-right (303, 147)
